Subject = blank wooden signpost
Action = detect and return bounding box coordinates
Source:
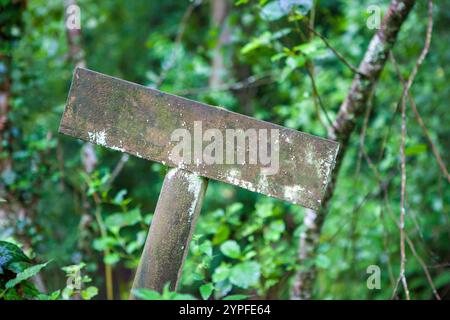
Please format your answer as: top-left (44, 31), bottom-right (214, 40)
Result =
top-left (59, 68), bottom-right (339, 298)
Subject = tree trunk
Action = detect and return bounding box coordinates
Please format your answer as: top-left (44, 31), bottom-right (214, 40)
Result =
top-left (209, 0), bottom-right (230, 89)
top-left (292, 0), bottom-right (416, 299)
top-left (64, 0), bottom-right (97, 173)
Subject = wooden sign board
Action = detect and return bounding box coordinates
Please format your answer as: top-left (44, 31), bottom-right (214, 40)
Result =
top-left (60, 68), bottom-right (339, 210)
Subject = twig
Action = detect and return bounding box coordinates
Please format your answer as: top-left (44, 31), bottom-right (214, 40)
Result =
top-left (156, 0), bottom-right (203, 87)
top-left (304, 65), bottom-right (333, 129)
top-left (301, 23), bottom-right (367, 78)
top-left (359, 124), bottom-right (441, 300)
top-left (92, 192), bottom-right (114, 300)
top-left (399, 55), bottom-right (410, 300)
top-left (105, 154), bottom-right (129, 188)
top-left (397, 0), bottom-right (434, 300)
top-left (173, 72), bottom-right (274, 95)
top-left (356, 85), bottom-right (376, 176)
top-left (390, 53), bottom-right (449, 182)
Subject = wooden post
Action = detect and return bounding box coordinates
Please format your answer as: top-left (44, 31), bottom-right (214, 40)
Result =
top-left (59, 67), bottom-right (340, 298)
top-left (130, 168), bottom-right (207, 298)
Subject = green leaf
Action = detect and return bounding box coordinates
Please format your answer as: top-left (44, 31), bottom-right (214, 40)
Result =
top-left (220, 240), bottom-right (241, 259)
top-left (199, 283), bottom-right (214, 300)
top-left (279, 0), bottom-right (312, 15)
top-left (172, 293), bottom-right (197, 300)
top-left (104, 253), bottom-right (120, 265)
top-left (199, 240), bottom-right (213, 257)
top-left (132, 288), bottom-right (162, 300)
top-left (105, 208), bottom-right (142, 231)
top-left (212, 263), bottom-right (231, 283)
top-left (37, 290), bottom-right (61, 300)
top-left (92, 237), bottom-right (116, 251)
top-left (315, 254), bottom-right (331, 269)
top-left (81, 286), bottom-right (98, 300)
top-left (264, 219), bottom-right (285, 242)
top-left (6, 261), bottom-right (50, 289)
top-left (112, 189), bottom-right (128, 205)
top-left (405, 144), bottom-right (427, 156)
top-left (260, 1), bottom-right (286, 21)
top-left (223, 294), bottom-right (248, 300)
top-left (229, 261), bottom-right (260, 289)
top-left (6, 261), bottom-right (32, 273)
top-left (212, 225), bottom-right (230, 245)
top-left (241, 32), bottom-right (272, 55)
top-left (0, 241), bottom-right (31, 274)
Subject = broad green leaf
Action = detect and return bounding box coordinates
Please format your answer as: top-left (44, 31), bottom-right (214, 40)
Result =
top-left (279, 0), bottom-right (312, 15)
top-left (315, 254), bottom-right (331, 269)
top-left (105, 208), bottom-right (142, 231)
top-left (212, 263), bottom-right (231, 283)
top-left (229, 261), bottom-right (261, 289)
top-left (220, 240), bottom-right (241, 259)
top-left (104, 253), bottom-right (120, 265)
top-left (260, 1), bottom-right (286, 21)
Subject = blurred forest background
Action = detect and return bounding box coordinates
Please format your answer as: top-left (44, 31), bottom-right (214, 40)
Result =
top-left (0, 0), bottom-right (449, 300)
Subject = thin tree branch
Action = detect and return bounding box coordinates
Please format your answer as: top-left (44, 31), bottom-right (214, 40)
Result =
top-left (397, 0), bottom-right (433, 300)
top-left (390, 53), bottom-right (449, 183)
top-left (301, 23), bottom-right (368, 78)
top-left (155, 0), bottom-right (203, 87)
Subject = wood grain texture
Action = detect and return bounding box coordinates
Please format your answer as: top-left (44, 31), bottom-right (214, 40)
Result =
top-left (59, 68), bottom-right (339, 210)
top-left (130, 168), bottom-right (207, 296)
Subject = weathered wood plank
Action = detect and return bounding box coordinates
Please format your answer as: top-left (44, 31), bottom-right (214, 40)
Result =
top-left (130, 168), bottom-right (207, 296)
top-left (59, 67), bottom-right (339, 210)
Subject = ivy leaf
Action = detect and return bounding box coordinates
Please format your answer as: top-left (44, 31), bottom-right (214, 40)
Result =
top-left (229, 261), bottom-right (261, 289)
top-left (199, 283), bottom-right (214, 300)
top-left (6, 261), bottom-right (50, 289)
top-left (220, 240), bottom-right (241, 259)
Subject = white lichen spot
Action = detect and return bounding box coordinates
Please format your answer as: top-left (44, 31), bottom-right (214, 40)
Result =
top-left (284, 185), bottom-right (305, 203)
top-left (225, 169), bottom-right (241, 185)
top-left (283, 133), bottom-right (292, 144)
top-left (225, 169), bottom-right (256, 193)
top-left (166, 167), bottom-right (178, 180)
top-left (256, 173), bottom-right (269, 194)
top-left (88, 130), bottom-right (107, 146)
top-left (110, 145), bottom-right (125, 152)
top-left (184, 171), bottom-right (203, 218)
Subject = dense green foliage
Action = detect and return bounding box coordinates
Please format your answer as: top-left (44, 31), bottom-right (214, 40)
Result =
top-left (0, 0), bottom-right (448, 299)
